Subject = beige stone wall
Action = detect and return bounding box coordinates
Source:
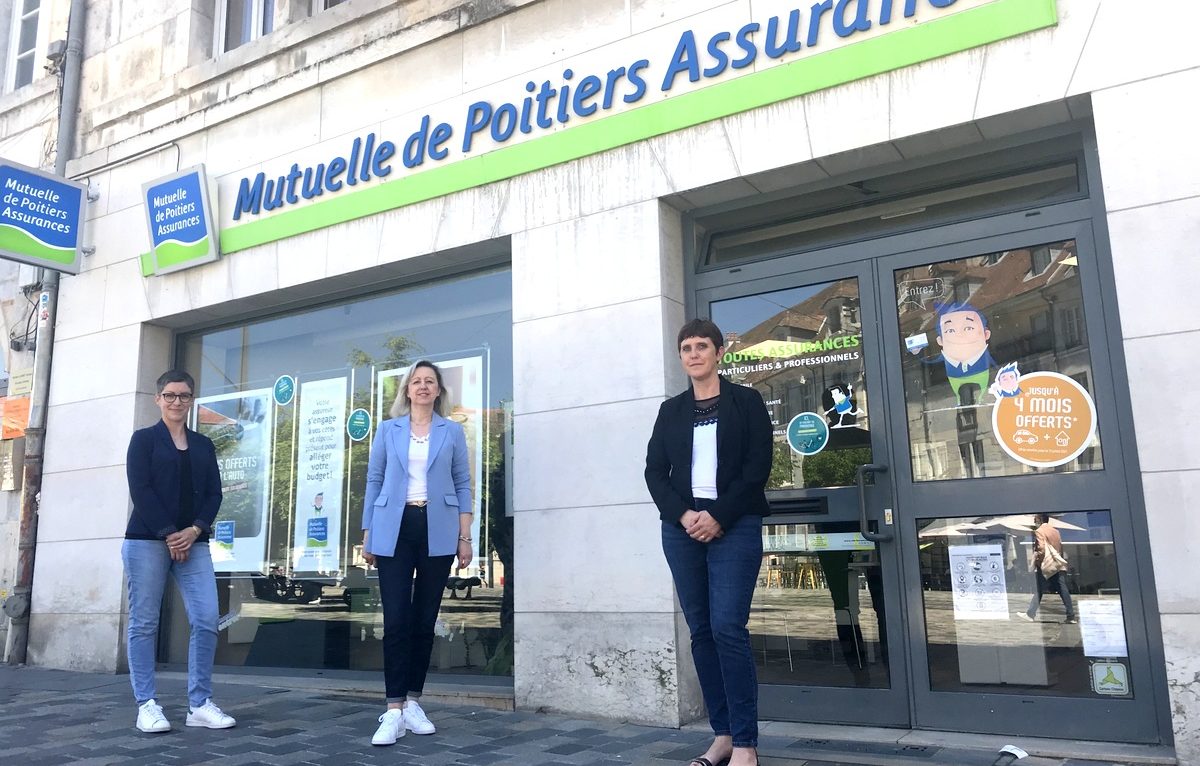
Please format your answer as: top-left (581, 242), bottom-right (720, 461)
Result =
top-left (4, 0), bottom-right (1197, 753)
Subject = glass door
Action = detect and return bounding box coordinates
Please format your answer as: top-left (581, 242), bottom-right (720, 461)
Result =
top-left (699, 260), bottom-right (910, 727)
top-left (876, 220), bottom-right (1161, 742)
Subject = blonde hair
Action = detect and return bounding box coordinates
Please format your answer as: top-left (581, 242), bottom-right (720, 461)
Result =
top-left (389, 360), bottom-right (451, 419)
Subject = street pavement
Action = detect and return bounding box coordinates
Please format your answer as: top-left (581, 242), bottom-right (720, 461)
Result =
top-left (0, 665), bottom-right (1169, 765)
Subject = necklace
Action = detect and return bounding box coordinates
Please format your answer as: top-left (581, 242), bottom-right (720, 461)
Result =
top-left (411, 433), bottom-right (429, 444)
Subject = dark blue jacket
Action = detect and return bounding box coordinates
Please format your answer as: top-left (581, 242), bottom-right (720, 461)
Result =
top-left (125, 420), bottom-right (222, 540)
top-left (645, 375), bottom-right (773, 530)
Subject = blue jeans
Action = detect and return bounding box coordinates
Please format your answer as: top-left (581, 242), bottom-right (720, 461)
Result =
top-left (662, 513), bottom-right (763, 749)
top-left (1027, 570), bottom-right (1074, 620)
top-left (122, 539), bottom-right (218, 708)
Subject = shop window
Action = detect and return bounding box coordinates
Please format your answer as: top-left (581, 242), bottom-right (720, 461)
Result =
top-left (164, 269), bottom-right (515, 678)
top-left (1062, 305), bottom-right (1085, 349)
top-left (753, 519), bottom-right (890, 689)
top-left (953, 279), bottom-right (981, 305)
top-left (712, 277), bottom-right (873, 492)
top-left (1029, 245), bottom-right (1053, 277)
top-left (217, 0), bottom-right (274, 54)
top-left (894, 239), bottom-right (1104, 481)
top-left (917, 511), bottom-right (1132, 700)
top-left (5, 0), bottom-right (38, 91)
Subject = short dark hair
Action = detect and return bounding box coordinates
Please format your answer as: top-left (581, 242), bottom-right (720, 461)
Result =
top-left (676, 318), bottom-right (724, 352)
top-left (156, 370), bottom-right (195, 394)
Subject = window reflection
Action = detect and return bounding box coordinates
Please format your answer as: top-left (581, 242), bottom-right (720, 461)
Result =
top-left (895, 240), bottom-right (1103, 481)
top-left (753, 522), bottom-right (889, 689)
top-left (712, 278), bottom-right (872, 490)
top-left (918, 511), bottom-right (1131, 698)
top-left (164, 269), bottom-right (514, 677)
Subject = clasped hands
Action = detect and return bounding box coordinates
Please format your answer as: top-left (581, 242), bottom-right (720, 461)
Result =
top-left (165, 526), bottom-right (200, 562)
top-left (681, 509), bottom-right (723, 544)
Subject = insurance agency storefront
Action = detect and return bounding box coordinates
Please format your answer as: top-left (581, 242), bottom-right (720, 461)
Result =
top-left (28, 0), bottom-right (1198, 759)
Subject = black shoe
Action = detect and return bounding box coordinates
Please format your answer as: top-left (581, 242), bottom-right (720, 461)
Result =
top-left (1064, 616), bottom-right (1078, 624)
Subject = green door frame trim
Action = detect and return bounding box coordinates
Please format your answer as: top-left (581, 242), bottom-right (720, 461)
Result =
top-left (140, 0), bottom-right (1057, 276)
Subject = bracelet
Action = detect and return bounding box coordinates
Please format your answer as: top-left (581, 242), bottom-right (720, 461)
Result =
top-left (458, 536), bottom-right (472, 543)
top-left (191, 525), bottom-right (203, 536)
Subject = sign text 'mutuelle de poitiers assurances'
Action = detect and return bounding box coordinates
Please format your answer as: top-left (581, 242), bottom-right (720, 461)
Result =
top-left (135, 0), bottom-right (1056, 275)
top-left (231, 0), bottom-right (998, 221)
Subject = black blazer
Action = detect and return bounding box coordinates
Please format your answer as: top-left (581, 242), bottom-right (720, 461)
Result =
top-left (125, 420), bottom-right (223, 540)
top-left (645, 375), bottom-right (773, 530)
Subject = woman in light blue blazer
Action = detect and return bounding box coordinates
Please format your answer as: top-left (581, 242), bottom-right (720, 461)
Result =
top-left (361, 360), bottom-right (473, 746)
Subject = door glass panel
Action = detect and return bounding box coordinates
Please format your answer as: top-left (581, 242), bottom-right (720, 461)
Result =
top-left (712, 278), bottom-right (872, 490)
top-left (894, 240), bottom-right (1104, 481)
top-left (918, 511), bottom-right (1132, 698)
top-left (753, 521), bottom-right (890, 688)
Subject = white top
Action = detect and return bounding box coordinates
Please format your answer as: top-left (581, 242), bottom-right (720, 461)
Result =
top-left (406, 435), bottom-right (429, 503)
top-left (691, 421), bottom-right (718, 500)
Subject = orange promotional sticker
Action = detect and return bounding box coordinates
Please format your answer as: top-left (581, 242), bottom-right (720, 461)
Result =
top-left (991, 371), bottom-right (1096, 468)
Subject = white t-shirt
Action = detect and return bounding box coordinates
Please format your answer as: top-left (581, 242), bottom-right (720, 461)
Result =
top-left (406, 436), bottom-right (429, 503)
top-left (691, 420), bottom-right (718, 500)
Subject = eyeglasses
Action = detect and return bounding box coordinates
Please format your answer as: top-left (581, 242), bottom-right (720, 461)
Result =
top-left (159, 393), bottom-right (194, 404)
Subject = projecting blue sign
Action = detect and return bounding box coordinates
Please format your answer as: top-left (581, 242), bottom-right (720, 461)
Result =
top-left (142, 165), bottom-right (219, 275)
top-left (0, 158), bottom-right (87, 274)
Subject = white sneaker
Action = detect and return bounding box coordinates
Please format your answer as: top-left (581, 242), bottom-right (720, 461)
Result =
top-left (402, 700), bottom-right (436, 735)
top-left (136, 699), bottom-right (171, 733)
top-left (186, 699), bottom-right (237, 729)
top-left (372, 709), bottom-right (406, 745)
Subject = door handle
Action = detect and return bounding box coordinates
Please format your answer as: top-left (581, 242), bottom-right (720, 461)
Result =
top-left (856, 463), bottom-right (892, 542)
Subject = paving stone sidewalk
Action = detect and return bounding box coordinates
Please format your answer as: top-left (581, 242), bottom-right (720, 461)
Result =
top-left (0, 666), bottom-right (1161, 765)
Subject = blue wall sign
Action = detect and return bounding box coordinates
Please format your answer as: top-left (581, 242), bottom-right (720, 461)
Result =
top-left (142, 165), bottom-right (219, 275)
top-left (787, 412), bottom-right (830, 456)
top-left (0, 158), bottom-right (88, 274)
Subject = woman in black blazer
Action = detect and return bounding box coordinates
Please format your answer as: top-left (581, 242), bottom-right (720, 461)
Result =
top-left (123, 370), bottom-right (234, 734)
top-left (646, 319), bottom-right (772, 766)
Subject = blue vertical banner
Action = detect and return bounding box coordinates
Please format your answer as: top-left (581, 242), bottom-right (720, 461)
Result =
top-left (141, 165), bottom-right (219, 275)
top-left (0, 158), bottom-right (88, 274)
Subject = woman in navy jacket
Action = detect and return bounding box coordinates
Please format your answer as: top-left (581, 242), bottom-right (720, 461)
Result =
top-left (123, 370), bottom-right (235, 733)
top-left (362, 360), bottom-right (474, 746)
top-left (646, 319), bottom-right (772, 766)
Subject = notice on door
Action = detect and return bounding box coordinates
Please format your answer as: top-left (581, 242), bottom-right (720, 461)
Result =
top-left (1079, 599), bottom-right (1128, 658)
top-left (992, 371), bottom-right (1096, 468)
top-left (949, 544), bottom-right (1008, 621)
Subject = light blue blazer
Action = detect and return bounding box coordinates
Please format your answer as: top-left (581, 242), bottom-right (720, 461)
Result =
top-left (362, 413), bottom-right (472, 558)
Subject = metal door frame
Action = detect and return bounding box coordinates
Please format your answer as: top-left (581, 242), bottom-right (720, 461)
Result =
top-left (872, 214), bottom-right (1162, 742)
top-left (689, 187), bottom-right (1172, 743)
top-left (698, 258), bottom-right (909, 727)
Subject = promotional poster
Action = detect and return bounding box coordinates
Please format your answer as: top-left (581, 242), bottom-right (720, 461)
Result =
top-left (291, 377), bottom-right (348, 574)
top-left (194, 389), bottom-right (273, 574)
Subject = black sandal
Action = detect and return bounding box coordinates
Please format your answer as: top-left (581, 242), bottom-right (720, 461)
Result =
top-left (688, 759), bottom-right (730, 766)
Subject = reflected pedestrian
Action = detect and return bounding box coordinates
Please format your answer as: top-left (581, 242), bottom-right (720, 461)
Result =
top-left (645, 319), bottom-right (772, 766)
top-left (362, 361), bottom-right (474, 746)
top-left (123, 370), bottom-right (234, 733)
top-left (1024, 513), bottom-right (1076, 624)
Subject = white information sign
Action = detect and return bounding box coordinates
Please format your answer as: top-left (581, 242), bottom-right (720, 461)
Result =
top-left (1079, 599), bottom-right (1128, 658)
top-left (291, 377), bottom-right (348, 574)
top-left (949, 544), bottom-right (1008, 620)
